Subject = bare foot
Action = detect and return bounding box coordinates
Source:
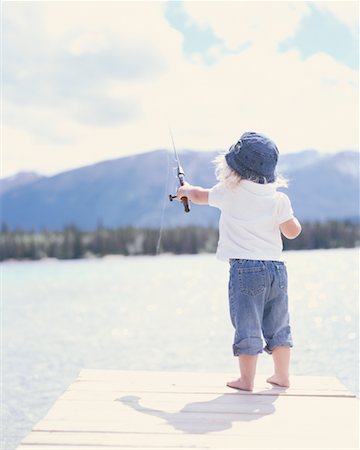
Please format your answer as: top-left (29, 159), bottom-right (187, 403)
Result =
top-left (226, 378), bottom-right (254, 391)
top-left (266, 374), bottom-right (290, 388)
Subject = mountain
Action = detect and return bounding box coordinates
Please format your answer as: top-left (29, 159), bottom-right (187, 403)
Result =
top-left (1, 150), bottom-right (358, 231)
top-left (279, 150), bottom-right (359, 222)
top-left (0, 171), bottom-right (45, 195)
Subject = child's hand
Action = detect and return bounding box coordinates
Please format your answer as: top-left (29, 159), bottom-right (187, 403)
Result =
top-left (176, 182), bottom-right (192, 202)
top-left (176, 183), bottom-right (210, 205)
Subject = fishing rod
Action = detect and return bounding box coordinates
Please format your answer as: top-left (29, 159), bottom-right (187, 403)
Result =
top-left (168, 128), bottom-right (190, 213)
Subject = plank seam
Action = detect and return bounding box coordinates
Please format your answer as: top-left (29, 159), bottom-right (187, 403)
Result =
top-left (64, 390), bottom-right (356, 398)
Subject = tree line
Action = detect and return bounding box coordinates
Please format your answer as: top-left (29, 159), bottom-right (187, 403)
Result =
top-left (0, 220), bottom-right (358, 261)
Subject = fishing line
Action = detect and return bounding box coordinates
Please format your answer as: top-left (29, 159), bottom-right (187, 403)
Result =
top-left (156, 126), bottom-right (189, 255)
top-left (155, 147), bottom-right (171, 255)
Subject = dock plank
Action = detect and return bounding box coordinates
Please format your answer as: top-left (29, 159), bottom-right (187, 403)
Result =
top-left (70, 370), bottom-right (355, 397)
top-left (18, 430), bottom-right (357, 449)
top-left (16, 369), bottom-right (358, 449)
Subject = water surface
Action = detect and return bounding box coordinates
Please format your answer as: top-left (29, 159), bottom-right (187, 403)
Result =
top-left (2, 249), bottom-right (359, 449)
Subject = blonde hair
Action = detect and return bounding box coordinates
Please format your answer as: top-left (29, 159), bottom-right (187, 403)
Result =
top-left (213, 153), bottom-right (288, 190)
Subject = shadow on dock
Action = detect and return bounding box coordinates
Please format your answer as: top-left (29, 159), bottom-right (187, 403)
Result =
top-left (116, 388), bottom-right (281, 434)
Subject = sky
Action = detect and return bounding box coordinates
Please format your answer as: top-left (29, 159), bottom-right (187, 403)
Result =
top-left (2, 0), bottom-right (359, 178)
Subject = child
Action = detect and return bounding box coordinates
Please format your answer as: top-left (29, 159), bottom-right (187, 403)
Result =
top-left (176, 131), bottom-right (302, 391)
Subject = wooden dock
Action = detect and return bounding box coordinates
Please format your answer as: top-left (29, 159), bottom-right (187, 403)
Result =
top-left (17, 369), bottom-right (358, 449)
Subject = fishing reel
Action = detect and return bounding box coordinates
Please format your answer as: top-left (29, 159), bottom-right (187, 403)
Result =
top-left (169, 170), bottom-right (190, 213)
top-left (169, 192), bottom-right (190, 213)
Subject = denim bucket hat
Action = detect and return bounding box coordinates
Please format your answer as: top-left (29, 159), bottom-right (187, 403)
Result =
top-left (225, 131), bottom-right (279, 184)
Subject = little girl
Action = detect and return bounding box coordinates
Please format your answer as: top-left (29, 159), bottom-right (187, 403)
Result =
top-left (176, 131), bottom-right (302, 391)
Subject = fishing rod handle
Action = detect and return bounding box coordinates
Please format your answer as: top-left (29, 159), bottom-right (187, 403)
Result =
top-left (178, 173), bottom-right (190, 213)
top-left (181, 196), bottom-right (190, 213)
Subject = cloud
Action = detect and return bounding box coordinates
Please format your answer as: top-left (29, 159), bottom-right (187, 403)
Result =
top-left (165, 1), bottom-right (253, 65)
top-left (182, 1), bottom-right (310, 52)
top-left (3, 16), bottom-right (166, 108)
top-left (2, 1), bottom-right (358, 178)
top-left (161, 1), bottom-right (358, 153)
top-left (279, 3), bottom-right (358, 70)
top-left (74, 95), bottom-right (142, 126)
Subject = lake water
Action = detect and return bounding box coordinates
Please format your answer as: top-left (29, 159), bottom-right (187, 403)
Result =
top-left (2, 248), bottom-right (359, 449)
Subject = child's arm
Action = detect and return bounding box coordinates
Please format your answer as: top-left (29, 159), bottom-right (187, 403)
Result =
top-left (176, 182), bottom-right (209, 205)
top-left (280, 217), bottom-right (302, 239)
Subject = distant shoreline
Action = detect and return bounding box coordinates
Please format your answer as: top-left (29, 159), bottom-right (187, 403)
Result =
top-left (1, 221), bottom-right (359, 262)
top-left (1, 246), bottom-right (358, 265)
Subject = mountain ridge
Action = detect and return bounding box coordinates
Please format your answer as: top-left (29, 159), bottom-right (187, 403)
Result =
top-left (1, 149), bottom-right (358, 230)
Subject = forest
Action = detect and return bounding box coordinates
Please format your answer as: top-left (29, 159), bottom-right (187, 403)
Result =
top-left (0, 220), bottom-right (359, 261)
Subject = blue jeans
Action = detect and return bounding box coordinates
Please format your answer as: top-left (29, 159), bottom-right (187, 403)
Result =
top-left (228, 259), bottom-right (293, 356)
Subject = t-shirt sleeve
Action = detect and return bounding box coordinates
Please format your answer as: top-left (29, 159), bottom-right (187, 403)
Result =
top-left (277, 192), bottom-right (295, 224)
top-left (208, 182), bottom-right (226, 209)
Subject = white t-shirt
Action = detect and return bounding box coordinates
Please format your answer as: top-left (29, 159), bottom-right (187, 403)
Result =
top-left (208, 180), bottom-right (294, 262)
